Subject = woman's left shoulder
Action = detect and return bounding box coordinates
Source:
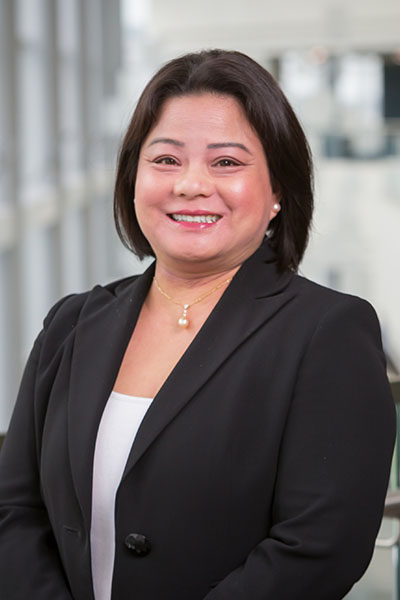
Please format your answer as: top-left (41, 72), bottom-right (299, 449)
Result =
top-left (290, 273), bottom-right (382, 339)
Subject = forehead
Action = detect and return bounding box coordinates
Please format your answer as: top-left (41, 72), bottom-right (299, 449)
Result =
top-left (147, 93), bottom-right (255, 139)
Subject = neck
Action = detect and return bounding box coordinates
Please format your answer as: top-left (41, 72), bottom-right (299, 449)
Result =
top-left (146, 263), bottom-right (240, 331)
top-left (152, 263), bottom-right (240, 301)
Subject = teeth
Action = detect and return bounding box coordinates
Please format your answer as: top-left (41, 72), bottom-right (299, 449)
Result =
top-left (170, 214), bottom-right (221, 224)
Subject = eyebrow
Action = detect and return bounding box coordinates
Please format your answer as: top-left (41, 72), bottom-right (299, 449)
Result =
top-left (207, 142), bottom-right (251, 154)
top-left (147, 138), bottom-right (251, 154)
top-left (148, 137), bottom-right (184, 147)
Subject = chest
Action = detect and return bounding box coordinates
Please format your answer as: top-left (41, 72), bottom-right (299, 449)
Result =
top-left (113, 310), bottom-right (202, 398)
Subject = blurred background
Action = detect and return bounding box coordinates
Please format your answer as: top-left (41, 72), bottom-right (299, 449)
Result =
top-left (0, 0), bottom-right (399, 597)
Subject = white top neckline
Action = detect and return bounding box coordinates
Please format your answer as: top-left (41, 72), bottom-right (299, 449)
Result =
top-left (111, 390), bottom-right (153, 402)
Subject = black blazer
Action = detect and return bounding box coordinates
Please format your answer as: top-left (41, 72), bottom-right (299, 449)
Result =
top-left (0, 241), bottom-right (395, 600)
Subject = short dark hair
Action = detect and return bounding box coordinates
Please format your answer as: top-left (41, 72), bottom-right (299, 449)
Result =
top-left (114, 49), bottom-right (313, 271)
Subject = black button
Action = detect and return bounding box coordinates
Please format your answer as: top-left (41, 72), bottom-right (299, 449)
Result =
top-left (125, 533), bottom-right (151, 556)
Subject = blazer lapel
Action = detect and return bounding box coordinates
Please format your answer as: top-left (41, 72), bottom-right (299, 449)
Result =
top-left (68, 264), bottom-right (155, 529)
top-left (122, 240), bottom-right (295, 478)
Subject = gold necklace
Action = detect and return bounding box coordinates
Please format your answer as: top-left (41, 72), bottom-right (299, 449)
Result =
top-left (153, 276), bottom-right (232, 328)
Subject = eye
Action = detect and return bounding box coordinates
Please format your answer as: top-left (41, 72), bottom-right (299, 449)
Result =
top-left (154, 156), bottom-right (178, 165)
top-left (214, 158), bottom-right (241, 167)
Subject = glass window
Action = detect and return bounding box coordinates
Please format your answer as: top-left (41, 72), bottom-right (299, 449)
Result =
top-left (61, 206), bottom-right (88, 294)
top-left (15, 0), bottom-right (46, 43)
top-left (20, 225), bottom-right (59, 356)
top-left (0, 1), bottom-right (13, 209)
top-left (0, 250), bottom-right (18, 432)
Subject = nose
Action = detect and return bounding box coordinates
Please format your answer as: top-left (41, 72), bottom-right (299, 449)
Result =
top-left (173, 164), bottom-right (213, 199)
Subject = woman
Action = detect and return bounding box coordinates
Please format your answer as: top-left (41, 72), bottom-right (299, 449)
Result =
top-left (0, 50), bottom-right (395, 600)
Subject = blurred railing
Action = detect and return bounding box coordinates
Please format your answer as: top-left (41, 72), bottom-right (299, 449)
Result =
top-left (381, 377), bottom-right (400, 523)
top-left (373, 377), bottom-right (400, 600)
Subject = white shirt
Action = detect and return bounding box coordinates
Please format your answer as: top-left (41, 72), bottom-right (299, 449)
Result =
top-left (90, 391), bottom-right (153, 600)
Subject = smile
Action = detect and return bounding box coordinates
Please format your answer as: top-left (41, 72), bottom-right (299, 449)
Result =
top-left (169, 214), bottom-right (221, 224)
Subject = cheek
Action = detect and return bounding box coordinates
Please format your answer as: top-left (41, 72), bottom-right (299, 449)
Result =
top-left (134, 169), bottom-right (154, 204)
top-left (220, 179), bottom-right (256, 213)
top-left (134, 172), bottom-right (153, 227)
top-left (135, 160), bottom-right (170, 195)
top-left (228, 179), bottom-right (249, 199)
top-left (227, 179), bottom-right (271, 218)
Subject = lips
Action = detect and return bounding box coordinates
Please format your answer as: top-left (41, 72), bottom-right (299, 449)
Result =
top-left (169, 213), bottom-right (221, 224)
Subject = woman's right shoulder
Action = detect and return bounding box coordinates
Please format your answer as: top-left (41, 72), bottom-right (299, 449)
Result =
top-left (42, 274), bottom-right (141, 335)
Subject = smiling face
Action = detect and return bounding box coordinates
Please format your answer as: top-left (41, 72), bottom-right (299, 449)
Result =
top-left (134, 93), bottom-right (279, 275)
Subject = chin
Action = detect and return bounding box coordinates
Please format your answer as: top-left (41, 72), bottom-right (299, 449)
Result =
top-left (173, 249), bottom-right (217, 263)
top-left (165, 240), bottom-right (222, 260)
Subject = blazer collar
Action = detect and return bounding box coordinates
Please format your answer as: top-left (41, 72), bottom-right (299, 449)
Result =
top-left (68, 239), bottom-right (295, 527)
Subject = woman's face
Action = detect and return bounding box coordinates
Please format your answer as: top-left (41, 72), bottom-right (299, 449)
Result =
top-left (135, 93), bottom-right (279, 274)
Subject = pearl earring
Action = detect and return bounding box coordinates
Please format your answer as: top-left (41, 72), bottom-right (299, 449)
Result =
top-left (273, 203), bottom-right (280, 212)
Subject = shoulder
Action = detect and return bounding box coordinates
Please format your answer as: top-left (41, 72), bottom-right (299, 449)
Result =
top-left (292, 273), bottom-right (379, 320)
top-left (14, 272), bottom-right (148, 403)
top-left (288, 273), bottom-right (383, 348)
top-left (247, 241), bottom-right (380, 333)
top-left (42, 274), bottom-right (141, 338)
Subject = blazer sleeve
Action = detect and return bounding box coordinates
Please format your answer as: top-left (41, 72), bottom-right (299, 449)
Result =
top-left (0, 300), bottom-right (74, 600)
top-left (204, 296), bottom-right (396, 600)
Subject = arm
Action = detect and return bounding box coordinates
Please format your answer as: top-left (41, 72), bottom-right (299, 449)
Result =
top-left (0, 304), bottom-right (74, 600)
top-left (204, 297), bottom-right (396, 599)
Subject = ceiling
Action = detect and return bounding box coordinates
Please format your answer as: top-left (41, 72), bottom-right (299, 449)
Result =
top-left (146, 0), bottom-right (400, 63)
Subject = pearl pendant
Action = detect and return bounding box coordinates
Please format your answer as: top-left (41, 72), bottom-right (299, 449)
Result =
top-left (178, 316), bottom-right (189, 328)
top-left (178, 304), bottom-right (190, 328)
